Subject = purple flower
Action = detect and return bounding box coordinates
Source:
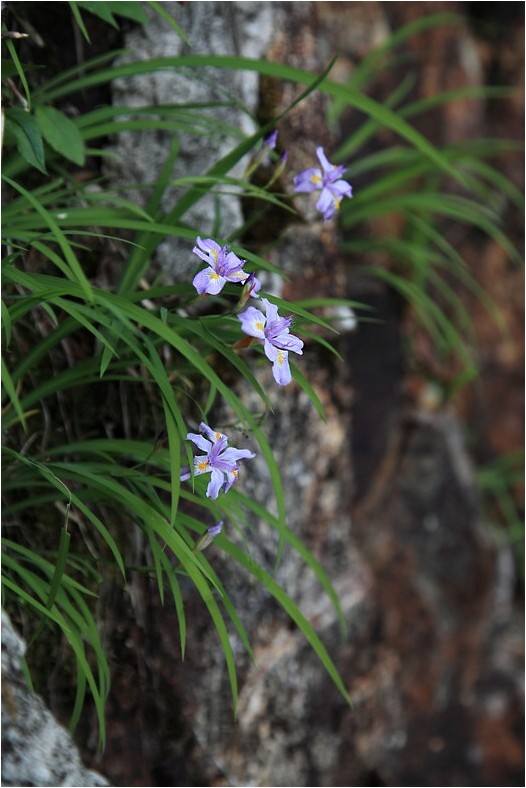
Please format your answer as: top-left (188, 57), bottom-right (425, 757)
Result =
top-left (238, 297), bottom-right (304, 386)
top-left (180, 422), bottom-right (255, 499)
top-left (192, 237), bottom-right (249, 295)
top-left (193, 521), bottom-right (223, 553)
top-left (293, 146), bottom-right (353, 221)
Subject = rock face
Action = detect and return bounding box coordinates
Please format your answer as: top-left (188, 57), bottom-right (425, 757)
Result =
top-left (108, 0), bottom-right (278, 280)
top-left (1, 611), bottom-right (110, 787)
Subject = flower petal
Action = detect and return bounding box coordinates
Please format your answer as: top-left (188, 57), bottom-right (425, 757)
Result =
top-left (293, 167), bottom-right (322, 193)
top-left (206, 468), bottom-right (225, 499)
top-left (193, 268), bottom-right (226, 295)
top-left (272, 349), bottom-right (292, 386)
top-left (194, 455), bottom-right (212, 476)
top-left (316, 146), bottom-right (334, 173)
top-left (186, 432), bottom-right (212, 453)
top-left (199, 423), bottom-right (227, 444)
top-left (208, 436), bottom-right (229, 465)
top-left (221, 447), bottom-right (256, 463)
top-left (316, 187), bottom-right (336, 218)
top-left (222, 468), bottom-right (239, 493)
top-left (238, 306), bottom-right (267, 339)
top-left (261, 297), bottom-right (280, 325)
top-left (275, 332), bottom-right (303, 355)
top-left (330, 179), bottom-right (353, 198)
top-left (222, 250), bottom-right (246, 275)
top-left (193, 237), bottom-right (221, 264)
top-left (225, 269), bottom-right (249, 283)
top-left (264, 338), bottom-right (278, 362)
top-left (193, 267), bottom-right (227, 295)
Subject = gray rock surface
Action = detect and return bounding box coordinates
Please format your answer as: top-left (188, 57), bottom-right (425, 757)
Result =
top-left (1, 610), bottom-right (110, 787)
top-left (108, 1), bottom-right (279, 280)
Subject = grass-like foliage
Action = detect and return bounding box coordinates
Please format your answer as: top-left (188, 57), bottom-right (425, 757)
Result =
top-left (1, 4), bottom-right (521, 747)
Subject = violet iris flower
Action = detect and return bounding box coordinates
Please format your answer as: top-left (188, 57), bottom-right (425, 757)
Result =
top-left (192, 237), bottom-right (249, 295)
top-left (238, 297), bottom-right (304, 386)
top-left (293, 146), bottom-right (353, 221)
top-left (180, 422), bottom-right (255, 499)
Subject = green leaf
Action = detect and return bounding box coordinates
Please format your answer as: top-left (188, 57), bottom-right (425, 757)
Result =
top-left (44, 527), bottom-right (71, 613)
top-left (36, 54), bottom-right (468, 189)
top-left (75, 1), bottom-right (118, 28)
top-left (159, 551), bottom-right (186, 658)
top-left (222, 539), bottom-right (351, 706)
top-left (2, 175), bottom-right (94, 304)
top-left (68, 2), bottom-right (91, 43)
top-left (1, 357), bottom-right (27, 431)
top-left (1, 574), bottom-right (68, 631)
top-left (4, 109), bottom-right (46, 173)
top-left (2, 300), bottom-right (12, 347)
top-left (290, 362), bottom-right (326, 421)
top-left (230, 490), bottom-right (347, 639)
top-left (99, 2), bottom-right (149, 24)
top-left (35, 106), bottom-right (86, 165)
top-left (3, 35), bottom-right (31, 109)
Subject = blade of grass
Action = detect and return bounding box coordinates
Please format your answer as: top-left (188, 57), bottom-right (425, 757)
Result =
top-left (221, 537), bottom-right (351, 705)
top-left (2, 175), bottom-right (94, 303)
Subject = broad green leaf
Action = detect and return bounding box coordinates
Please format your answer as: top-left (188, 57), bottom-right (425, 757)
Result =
top-left (35, 106), bottom-right (86, 165)
top-left (4, 108), bottom-right (46, 173)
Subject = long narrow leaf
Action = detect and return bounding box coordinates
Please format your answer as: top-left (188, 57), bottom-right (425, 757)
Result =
top-left (2, 175), bottom-right (94, 303)
top-left (221, 538), bottom-right (351, 705)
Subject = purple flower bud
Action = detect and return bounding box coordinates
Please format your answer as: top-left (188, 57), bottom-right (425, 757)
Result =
top-left (238, 272), bottom-right (262, 308)
top-left (264, 130), bottom-right (278, 150)
top-left (193, 521), bottom-right (224, 553)
top-left (207, 521), bottom-right (223, 538)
